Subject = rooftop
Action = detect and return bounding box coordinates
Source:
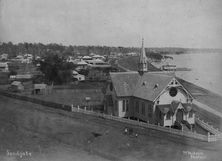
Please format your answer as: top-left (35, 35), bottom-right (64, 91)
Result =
top-left (110, 72), bottom-right (176, 101)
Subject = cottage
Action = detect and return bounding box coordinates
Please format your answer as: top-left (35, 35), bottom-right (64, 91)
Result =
top-left (74, 60), bottom-right (88, 71)
top-left (9, 81), bottom-right (24, 92)
top-left (72, 70), bottom-right (85, 81)
top-left (0, 62), bottom-right (9, 72)
top-left (0, 53), bottom-right (8, 61)
top-left (105, 39), bottom-right (195, 130)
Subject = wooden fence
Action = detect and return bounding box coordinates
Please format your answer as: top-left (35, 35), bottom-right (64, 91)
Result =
top-left (195, 117), bottom-right (221, 135)
top-left (0, 90), bottom-right (221, 142)
top-left (71, 106), bottom-right (221, 142)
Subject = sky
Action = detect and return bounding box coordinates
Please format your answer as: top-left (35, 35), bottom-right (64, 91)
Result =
top-left (0, 0), bottom-right (222, 48)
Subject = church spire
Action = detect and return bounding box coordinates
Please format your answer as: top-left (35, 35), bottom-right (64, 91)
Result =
top-left (138, 38), bottom-right (148, 74)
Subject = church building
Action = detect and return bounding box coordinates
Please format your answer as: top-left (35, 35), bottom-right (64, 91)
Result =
top-left (105, 39), bottom-right (195, 129)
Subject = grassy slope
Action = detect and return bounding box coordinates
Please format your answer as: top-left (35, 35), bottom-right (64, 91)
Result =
top-left (0, 96), bottom-right (222, 161)
top-left (177, 78), bottom-right (222, 114)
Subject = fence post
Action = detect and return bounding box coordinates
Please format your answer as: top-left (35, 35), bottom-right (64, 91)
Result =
top-left (71, 104), bottom-right (74, 112)
top-left (207, 132), bottom-right (210, 142)
top-left (77, 105), bottom-right (79, 111)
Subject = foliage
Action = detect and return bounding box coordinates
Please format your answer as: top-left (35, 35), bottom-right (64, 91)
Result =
top-left (146, 52), bottom-right (163, 61)
top-left (39, 53), bottom-right (73, 84)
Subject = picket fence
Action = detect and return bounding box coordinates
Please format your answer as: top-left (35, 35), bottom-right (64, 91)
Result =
top-left (0, 90), bottom-right (221, 142)
top-left (71, 106), bottom-right (222, 142)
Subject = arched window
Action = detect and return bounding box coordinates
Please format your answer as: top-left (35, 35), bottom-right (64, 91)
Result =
top-left (188, 111), bottom-right (193, 118)
top-left (169, 87), bottom-right (178, 97)
top-left (109, 83), bottom-right (113, 91)
top-left (166, 112), bottom-right (171, 120)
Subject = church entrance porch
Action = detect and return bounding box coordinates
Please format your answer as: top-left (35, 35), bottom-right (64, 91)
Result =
top-left (176, 109), bottom-right (183, 123)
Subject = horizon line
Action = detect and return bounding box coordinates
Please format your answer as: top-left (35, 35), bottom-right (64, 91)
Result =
top-left (0, 41), bottom-right (222, 50)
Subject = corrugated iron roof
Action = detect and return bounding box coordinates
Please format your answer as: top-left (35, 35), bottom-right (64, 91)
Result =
top-left (110, 72), bottom-right (139, 97)
top-left (133, 73), bottom-right (173, 101)
top-left (110, 71), bottom-right (175, 101)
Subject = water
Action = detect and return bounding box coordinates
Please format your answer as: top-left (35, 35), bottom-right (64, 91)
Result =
top-left (167, 53), bottom-right (222, 96)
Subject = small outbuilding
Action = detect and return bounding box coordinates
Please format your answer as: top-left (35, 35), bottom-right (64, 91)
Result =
top-left (9, 81), bottom-right (24, 92)
top-left (33, 83), bottom-right (47, 95)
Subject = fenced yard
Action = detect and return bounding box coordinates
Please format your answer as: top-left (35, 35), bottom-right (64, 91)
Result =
top-left (0, 90), bottom-right (221, 142)
top-left (70, 106), bottom-right (222, 142)
top-left (25, 88), bottom-right (104, 107)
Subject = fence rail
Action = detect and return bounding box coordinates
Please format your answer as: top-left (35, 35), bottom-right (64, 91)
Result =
top-left (195, 117), bottom-right (221, 135)
top-left (0, 90), bottom-right (221, 142)
top-left (71, 106), bottom-right (214, 142)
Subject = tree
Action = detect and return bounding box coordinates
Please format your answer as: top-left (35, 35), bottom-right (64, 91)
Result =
top-left (40, 53), bottom-right (73, 84)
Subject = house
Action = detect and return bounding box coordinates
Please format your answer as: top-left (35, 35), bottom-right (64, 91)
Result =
top-left (105, 39), bottom-right (195, 129)
top-left (0, 62), bottom-right (9, 72)
top-left (82, 56), bottom-right (93, 61)
top-left (86, 59), bottom-right (111, 68)
top-left (74, 60), bottom-right (88, 71)
top-left (0, 53), bottom-right (8, 61)
top-left (9, 81), bottom-right (24, 92)
top-left (72, 70), bottom-right (85, 81)
top-left (92, 55), bottom-right (105, 60)
top-left (15, 74), bottom-right (33, 79)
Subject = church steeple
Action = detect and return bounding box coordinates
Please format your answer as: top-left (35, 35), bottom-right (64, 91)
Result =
top-left (138, 38), bottom-right (148, 74)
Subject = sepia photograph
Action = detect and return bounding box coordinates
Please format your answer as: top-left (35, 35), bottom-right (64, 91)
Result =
top-left (0, 0), bottom-right (222, 160)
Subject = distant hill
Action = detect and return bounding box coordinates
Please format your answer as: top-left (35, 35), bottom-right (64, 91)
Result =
top-left (148, 48), bottom-right (222, 55)
top-left (1, 42), bottom-right (221, 58)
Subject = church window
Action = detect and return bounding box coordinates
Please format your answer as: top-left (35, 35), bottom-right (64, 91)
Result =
top-left (166, 112), bottom-right (171, 120)
top-left (126, 100), bottom-right (129, 112)
top-left (159, 112), bottom-right (162, 119)
top-left (122, 99), bottom-right (129, 112)
top-left (148, 104), bottom-right (153, 118)
top-left (109, 83), bottom-right (113, 91)
top-left (122, 100), bottom-right (126, 112)
top-left (115, 100), bottom-right (118, 111)
top-left (135, 101), bottom-right (139, 113)
top-left (189, 111), bottom-right (193, 118)
top-left (141, 102), bottom-right (145, 115)
top-left (169, 87), bottom-right (178, 97)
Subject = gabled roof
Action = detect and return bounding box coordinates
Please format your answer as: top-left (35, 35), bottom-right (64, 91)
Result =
top-left (110, 72), bottom-right (139, 97)
top-left (11, 81), bottom-right (22, 86)
top-left (133, 73), bottom-right (173, 101)
top-left (110, 71), bottom-right (176, 101)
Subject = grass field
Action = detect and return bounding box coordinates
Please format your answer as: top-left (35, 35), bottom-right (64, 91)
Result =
top-left (7, 81), bottom-right (107, 108)
top-left (19, 86), bottom-right (105, 108)
top-left (0, 96), bottom-right (222, 161)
